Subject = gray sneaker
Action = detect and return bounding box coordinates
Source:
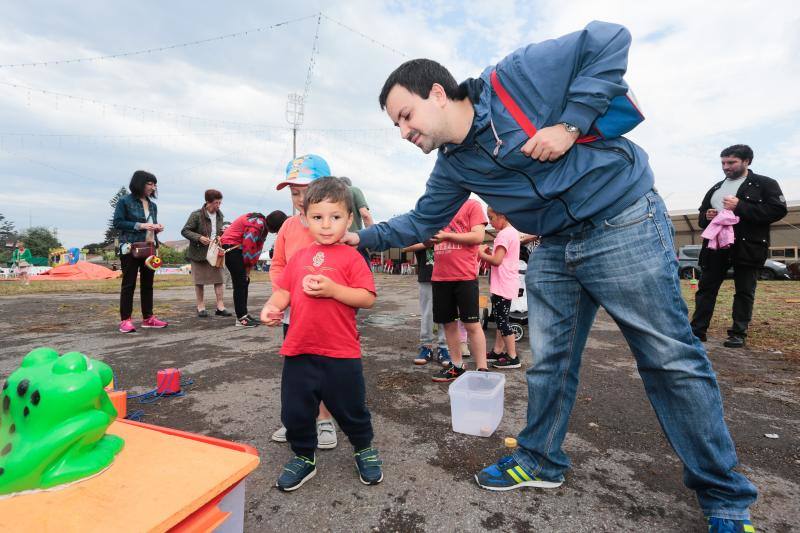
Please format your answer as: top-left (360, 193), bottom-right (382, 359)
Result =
top-left (317, 419), bottom-right (338, 449)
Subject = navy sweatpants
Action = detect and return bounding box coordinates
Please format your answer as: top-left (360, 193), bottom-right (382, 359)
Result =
top-left (281, 355), bottom-right (373, 457)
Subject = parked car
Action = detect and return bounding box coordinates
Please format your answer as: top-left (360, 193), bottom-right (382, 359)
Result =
top-left (677, 245), bottom-right (792, 280)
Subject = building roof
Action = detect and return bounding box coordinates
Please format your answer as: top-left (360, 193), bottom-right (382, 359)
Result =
top-left (669, 200), bottom-right (800, 234)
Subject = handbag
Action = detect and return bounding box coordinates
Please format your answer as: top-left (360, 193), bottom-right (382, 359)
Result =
top-left (206, 238), bottom-right (239, 268)
top-left (490, 69), bottom-right (644, 146)
top-left (131, 241), bottom-right (156, 259)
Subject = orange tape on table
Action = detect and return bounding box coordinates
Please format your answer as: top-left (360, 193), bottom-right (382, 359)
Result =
top-left (0, 420), bottom-right (260, 533)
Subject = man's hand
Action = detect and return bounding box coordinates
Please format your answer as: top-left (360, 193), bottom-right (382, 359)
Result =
top-left (260, 303), bottom-right (284, 326)
top-left (199, 236), bottom-right (211, 246)
top-left (303, 274), bottom-right (337, 298)
top-left (521, 124), bottom-right (580, 162)
top-left (722, 196), bottom-right (739, 211)
top-left (705, 209), bottom-right (719, 220)
top-left (479, 244), bottom-right (490, 255)
top-left (340, 232), bottom-right (360, 247)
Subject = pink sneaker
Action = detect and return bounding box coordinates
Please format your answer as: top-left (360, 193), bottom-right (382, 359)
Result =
top-left (119, 319), bottom-right (136, 333)
top-left (141, 316), bottom-right (168, 329)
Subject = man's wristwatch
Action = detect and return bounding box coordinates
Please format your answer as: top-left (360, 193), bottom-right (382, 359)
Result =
top-left (560, 122), bottom-right (581, 135)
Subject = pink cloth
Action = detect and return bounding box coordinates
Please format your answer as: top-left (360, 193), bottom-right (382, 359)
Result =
top-left (701, 209), bottom-right (739, 250)
top-left (490, 225), bottom-right (521, 300)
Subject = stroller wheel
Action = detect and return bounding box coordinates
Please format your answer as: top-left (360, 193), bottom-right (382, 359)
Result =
top-left (511, 323), bottom-right (524, 342)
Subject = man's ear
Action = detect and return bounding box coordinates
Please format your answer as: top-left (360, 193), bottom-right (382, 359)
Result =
top-left (430, 83), bottom-right (448, 107)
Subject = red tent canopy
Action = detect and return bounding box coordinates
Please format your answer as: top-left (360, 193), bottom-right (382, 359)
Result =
top-left (32, 261), bottom-right (121, 280)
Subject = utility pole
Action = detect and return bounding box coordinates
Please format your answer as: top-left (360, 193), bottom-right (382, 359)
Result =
top-left (285, 93), bottom-right (304, 160)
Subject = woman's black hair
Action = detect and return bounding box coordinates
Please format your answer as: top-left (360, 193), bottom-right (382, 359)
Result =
top-left (129, 170), bottom-right (158, 198)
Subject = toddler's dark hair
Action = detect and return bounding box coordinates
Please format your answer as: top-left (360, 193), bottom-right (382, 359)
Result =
top-left (303, 176), bottom-right (354, 214)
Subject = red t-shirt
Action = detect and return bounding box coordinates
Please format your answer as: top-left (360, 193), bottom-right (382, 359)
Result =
top-left (432, 199), bottom-right (488, 282)
top-left (276, 243), bottom-right (376, 358)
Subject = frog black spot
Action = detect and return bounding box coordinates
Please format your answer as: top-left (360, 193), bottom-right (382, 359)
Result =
top-left (1, 443), bottom-right (10, 456)
top-left (2, 395), bottom-right (8, 412)
top-left (0, 467), bottom-right (4, 476)
top-left (31, 391), bottom-right (40, 406)
top-left (17, 379), bottom-right (29, 397)
top-left (9, 424), bottom-right (15, 435)
top-left (2, 381), bottom-right (7, 391)
top-left (23, 407), bottom-right (29, 417)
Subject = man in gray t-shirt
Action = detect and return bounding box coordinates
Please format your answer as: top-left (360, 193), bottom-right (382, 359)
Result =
top-left (339, 177), bottom-right (374, 232)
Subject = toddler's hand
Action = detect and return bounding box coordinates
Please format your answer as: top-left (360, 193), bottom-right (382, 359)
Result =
top-left (260, 303), bottom-right (284, 326)
top-left (303, 274), bottom-right (336, 298)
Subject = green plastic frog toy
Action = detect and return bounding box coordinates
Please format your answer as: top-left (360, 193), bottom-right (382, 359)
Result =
top-left (0, 347), bottom-right (124, 496)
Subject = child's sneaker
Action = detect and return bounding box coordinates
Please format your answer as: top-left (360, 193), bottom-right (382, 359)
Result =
top-left (475, 455), bottom-right (563, 491)
top-left (316, 419), bottom-right (338, 449)
top-left (432, 363), bottom-right (465, 382)
top-left (707, 517), bottom-right (755, 533)
top-left (354, 447), bottom-right (383, 485)
top-left (486, 350), bottom-right (506, 363)
top-left (271, 426), bottom-right (287, 442)
top-left (119, 319), bottom-right (136, 333)
top-left (436, 346), bottom-right (452, 367)
top-left (236, 314), bottom-right (259, 327)
top-left (492, 356), bottom-right (521, 369)
top-left (276, 455), bottom-right (316, 492)
top-left (141, 316), bottom-right (168, 328)
top-left (413, 346), bottom-right (433, 365)
top-left (460, 341), bottom-right (471, 358)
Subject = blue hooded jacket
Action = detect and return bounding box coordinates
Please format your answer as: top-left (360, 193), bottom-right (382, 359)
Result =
top-left (359, 21), bottom-right (654, 251)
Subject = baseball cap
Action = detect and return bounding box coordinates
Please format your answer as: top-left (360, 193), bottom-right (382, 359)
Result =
top-left (275, 154), bottom-right (331, 190)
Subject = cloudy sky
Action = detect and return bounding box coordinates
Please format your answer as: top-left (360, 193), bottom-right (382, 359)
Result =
top-left (0, 0), bottom-right (798, 247)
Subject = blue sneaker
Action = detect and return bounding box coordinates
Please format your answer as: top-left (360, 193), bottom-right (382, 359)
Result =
top-left (436, 346), bottom-right (451, 367)
top-left (707, 518), bottom-right (755, 533)
top-left (354, 447), bottom-right (384, 485)
top-left (475, 455), bottom-right (563, 491)
top-left (414, 346), bottom-right (433, 365)
top-left (276, 455), bottom-right (316, 492)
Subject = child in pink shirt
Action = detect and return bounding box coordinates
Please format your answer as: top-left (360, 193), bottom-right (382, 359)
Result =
top-left (478, 207), bottom-right (521, 369)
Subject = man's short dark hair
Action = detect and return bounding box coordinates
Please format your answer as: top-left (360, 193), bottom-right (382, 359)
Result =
top-left (265, 210), bottom-right (288, 233)
top-left (204, 189), bottom-right (223, 202)
top-left (129, 170), bottom-right (157, 198)
top-left (720, 144), bottom-right (754, 164)
top-left (379, 58), bottom-right (468, 110)
top-left (303, 177), bottom-right (354, 214)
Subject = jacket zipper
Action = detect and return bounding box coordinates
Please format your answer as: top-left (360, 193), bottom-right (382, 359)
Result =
top-left (474, 142), bottom-right (579, 222)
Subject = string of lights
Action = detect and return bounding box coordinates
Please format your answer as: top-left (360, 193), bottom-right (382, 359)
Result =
top-left (321, 13), bottom-right (408, 58)
top-left (0, 80), bottom-right (393, 135)
top-left (302, 13), bottom-right (322, 105)
top-left (0, 14), bottom-right (319, 69)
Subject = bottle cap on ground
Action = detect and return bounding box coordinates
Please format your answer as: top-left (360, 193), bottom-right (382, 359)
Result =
top-left (504, 437), bottom-right (518, 448)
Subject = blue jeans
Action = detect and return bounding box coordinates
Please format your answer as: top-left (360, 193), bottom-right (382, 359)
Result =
top-left (512, 191), bottom-right (757, 520)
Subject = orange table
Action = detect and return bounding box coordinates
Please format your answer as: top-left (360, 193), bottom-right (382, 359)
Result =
top-left (0, 419), bottom-right (260, 532)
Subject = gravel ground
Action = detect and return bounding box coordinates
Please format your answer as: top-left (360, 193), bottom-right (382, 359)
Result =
top-left (1, 274), bottom-right (797, 532)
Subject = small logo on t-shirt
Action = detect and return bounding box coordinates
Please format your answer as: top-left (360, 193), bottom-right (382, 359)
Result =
top-left (312, 251), bottom-right (325, 267)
